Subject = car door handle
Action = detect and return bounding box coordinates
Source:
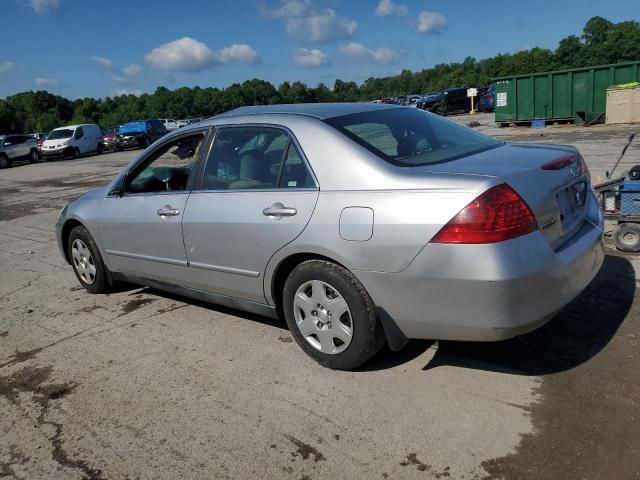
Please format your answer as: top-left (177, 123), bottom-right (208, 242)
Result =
top-left (157, 207), bottom-right (180, 217)
top-left (263, 203), bottom-right (297, 217)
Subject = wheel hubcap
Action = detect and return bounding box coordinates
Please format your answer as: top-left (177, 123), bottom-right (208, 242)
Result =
top-left (623, 232), bottom-right (638, 245)
top-left (293, 280), bottom-right (353, 354)
top-left (71, 239), bottom-right (96, 284)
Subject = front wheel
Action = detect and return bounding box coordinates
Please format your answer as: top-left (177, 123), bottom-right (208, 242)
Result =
top-left (71, 147), bottom-right (80, 159)
top-left (68, 225), bottom-right (110, 293)
top-left (0, 154), bottom-right (8, 169)
top-left (282, 260), bottom-right (385, 370)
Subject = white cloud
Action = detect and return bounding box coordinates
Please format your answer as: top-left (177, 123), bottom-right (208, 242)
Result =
top-left (114, 89), bottom-right (143, 97)
top-left (122, 64), bottom-right (141, 76)
top-left (338, 42), bottom-right (397, 64)
top-left (266, 1), bottom-right (357, 42)
top-left (375, 0), bottom-right (408, 17)
top-left (145, 37), bottom-right (217, 72)
top-left (417, 11), bottom-right (446, 34)
top-left (112, 75), bottom-right (127, 83)
top-left (26, 0), bottom-right (60, 14)
top-left (0, 61), bottom-right (16, 75)
top-left (294, 48), bottom-right (329, 67)
top-left (217, 44), bottom-right (259, 64)
top-left (145, 37), bottom-right (259, 72)
top-left (89, 55), bottom-right (114, 70)
top-left (35, 77), bottom-right (57, 87)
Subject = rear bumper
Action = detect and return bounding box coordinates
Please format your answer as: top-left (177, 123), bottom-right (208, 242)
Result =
top-left (357, 193), bottom-right (604, 342)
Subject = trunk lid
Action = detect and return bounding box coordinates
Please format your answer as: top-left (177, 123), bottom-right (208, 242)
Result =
top-left (421, 143), bottom-right (591, 250)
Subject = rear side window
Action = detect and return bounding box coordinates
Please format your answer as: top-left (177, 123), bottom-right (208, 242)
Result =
top-left (279, 143), bottom-right (315, 188)
top-left (325, 108), bottom-right (502, 167)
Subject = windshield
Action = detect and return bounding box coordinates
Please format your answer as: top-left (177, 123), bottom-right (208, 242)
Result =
top-left (120, 121), bottom-right (147, 134)
top-left (48, 129), bottom-right (74, 140)
top-left (325, 108), bottom-right (502, 167)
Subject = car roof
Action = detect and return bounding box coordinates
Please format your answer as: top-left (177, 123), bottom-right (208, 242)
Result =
top-left (213, 102), bottom-right (403, 121)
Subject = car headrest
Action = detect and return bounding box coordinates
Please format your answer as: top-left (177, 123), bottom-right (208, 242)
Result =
top-left (397, 133), bottom-right (429, 157)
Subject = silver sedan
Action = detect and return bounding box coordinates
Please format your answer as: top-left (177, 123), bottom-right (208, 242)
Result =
top-left (56, 103), bottom-right (604, 370)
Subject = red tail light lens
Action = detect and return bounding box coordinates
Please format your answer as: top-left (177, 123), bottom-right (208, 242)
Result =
top-left (431, 184), bottom-right (537, 244)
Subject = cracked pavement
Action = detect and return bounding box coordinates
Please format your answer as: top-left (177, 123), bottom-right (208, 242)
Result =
top-left (1, 119), bottom-right (639, 479)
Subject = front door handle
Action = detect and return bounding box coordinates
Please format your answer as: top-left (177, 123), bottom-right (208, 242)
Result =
top-left (263, 202), bottom-right (297, 217)
top-left (157, 206), bottom-right (180, 217)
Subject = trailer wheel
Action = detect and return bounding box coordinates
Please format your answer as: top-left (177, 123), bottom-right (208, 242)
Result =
top-left (615, 223), bottom-right (640, 252)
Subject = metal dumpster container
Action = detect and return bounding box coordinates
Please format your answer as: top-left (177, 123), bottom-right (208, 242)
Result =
top-left (494, 61), bottom-right (640, 124)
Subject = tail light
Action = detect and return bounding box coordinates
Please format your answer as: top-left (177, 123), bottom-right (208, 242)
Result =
top-left (431, 184), bottom-right (537, 244)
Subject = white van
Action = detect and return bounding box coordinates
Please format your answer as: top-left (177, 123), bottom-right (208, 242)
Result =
top-left (41, 124), bottom-right (103, 159)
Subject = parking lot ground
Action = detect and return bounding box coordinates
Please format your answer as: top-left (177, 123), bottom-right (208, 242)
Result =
top-left (1, 123), bottom-right (640, 479)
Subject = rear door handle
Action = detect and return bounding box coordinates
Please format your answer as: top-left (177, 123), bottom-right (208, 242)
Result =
top-left (157, 206), bottom-right (180, 217)
top-left (263, 202), bottom-right (297, 217)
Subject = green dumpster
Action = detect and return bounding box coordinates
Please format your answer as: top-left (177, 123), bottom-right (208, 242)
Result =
top-left (494, 61), bottom-right (640, 124)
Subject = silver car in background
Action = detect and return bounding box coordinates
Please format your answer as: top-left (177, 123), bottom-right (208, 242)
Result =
top-left (56, 103), bottom-right (604, 370)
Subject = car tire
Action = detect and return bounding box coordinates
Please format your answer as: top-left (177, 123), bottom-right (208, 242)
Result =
top-left (143, 137), bottom-right (150, 149)
top-left (0, 154), bottom-right (9, 169)
top-left (72, 147), bottom-right (80, 159)
top-left (28, 149), bottom-right (40, 163)
top-left (282, 260), bottom-right (385, 370)
top-left (97, 144), bottom-right (103, 155)
top-left (68, 225), bottom-right (110, 294)
top-left (615, 223), bottom-right (640, 252)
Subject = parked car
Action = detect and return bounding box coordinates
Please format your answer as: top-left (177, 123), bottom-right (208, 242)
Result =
top-left (160, 119), bottom-right (178, 131)
top-left (177, 119), bottom-right (191, 128)
top-left (56, 103), bottom-right (603, 370)
top-left (41, 124), bottom-right (103, 159)
top-left (418, 88), bottom-right (470, 115)
top-left (99, 127), bottom-right (119, 152)
top-left (115, 120), bottom-right (166, 151)
top-left (407, 95), bottom-right (422, 106)
top-left (0, 134), bottom-right (40, 168)
top-left (33, 132), bottom-right (49, 149)
top-left (477, 84), bottom-right (496, 112)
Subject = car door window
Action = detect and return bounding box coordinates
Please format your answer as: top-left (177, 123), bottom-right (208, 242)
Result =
top-left (201, 127), bottom-right (289, 190)
top-left (126, 133), bottom-right (205, 194)
top-left (75, 127), bottom-right (84, 139)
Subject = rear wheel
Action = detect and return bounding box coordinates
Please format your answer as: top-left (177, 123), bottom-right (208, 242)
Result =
top-left (68, 225), bottom-right (110, 293)
top-left (615, 223), bottom-right (640, 252)
top-left (283, 260), bottom-right (385, 370)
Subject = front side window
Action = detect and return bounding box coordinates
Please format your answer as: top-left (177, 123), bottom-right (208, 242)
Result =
top-left (126, 133), bottom-right (205, 194)
top-left (325, 108), bottom-right (502, 167)
top-left (202, 127), bottom-right (297, 190)
top-left (75, 127), bottom-right (84, 139)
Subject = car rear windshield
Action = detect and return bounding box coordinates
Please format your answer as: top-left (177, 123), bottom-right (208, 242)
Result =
top-left (48, 129), bottom-right (74, 140)
top-left (325, 108), bottom-right (502, 166)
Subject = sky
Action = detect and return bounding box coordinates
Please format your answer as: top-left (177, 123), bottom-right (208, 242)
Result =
top-left (0, 0), bottom-right (638, 99)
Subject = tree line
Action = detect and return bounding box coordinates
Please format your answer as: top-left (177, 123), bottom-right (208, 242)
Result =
top-left (1, 16), bottom-right (638, 134)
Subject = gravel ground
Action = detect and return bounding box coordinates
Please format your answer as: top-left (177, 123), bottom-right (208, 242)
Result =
top-left (1, 118), bottom-right (639, 479)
